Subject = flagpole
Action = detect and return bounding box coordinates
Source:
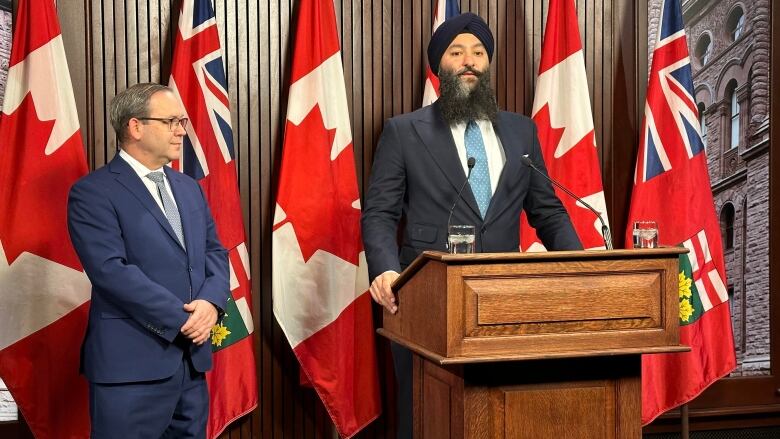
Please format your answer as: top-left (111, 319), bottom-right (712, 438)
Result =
top-left (681, 403), bottom-right (690, 439)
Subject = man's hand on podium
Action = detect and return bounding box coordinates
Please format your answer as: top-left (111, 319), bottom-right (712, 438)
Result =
top-left (369, 270), bottom-right (400, 314)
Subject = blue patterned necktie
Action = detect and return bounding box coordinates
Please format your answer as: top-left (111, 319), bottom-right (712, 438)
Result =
top-left (464, 120), bottom-right (491, 218)
top-left (146, 171), bottom-right (185, 248)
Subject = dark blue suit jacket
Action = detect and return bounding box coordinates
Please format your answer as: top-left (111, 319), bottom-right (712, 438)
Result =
top-left (68, 154), bottom-right (229, 384)
top-left (361, 103), bottom-right (582, 280)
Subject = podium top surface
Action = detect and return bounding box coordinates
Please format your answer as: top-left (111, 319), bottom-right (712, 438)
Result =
top-left (393, 248), bottom-right (687, 292)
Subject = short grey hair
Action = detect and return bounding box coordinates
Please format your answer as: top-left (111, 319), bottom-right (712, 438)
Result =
top-left (110, 83), bottom-right (172, 145)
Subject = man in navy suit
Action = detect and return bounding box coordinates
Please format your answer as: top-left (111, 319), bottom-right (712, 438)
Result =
top-left (361, 13), bottom-right (582, 438)
top-left (68, 83), bottom-right (229, 438)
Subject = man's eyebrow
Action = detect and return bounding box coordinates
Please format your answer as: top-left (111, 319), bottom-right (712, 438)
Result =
top-left (447, 43), bottom-right (486, 50)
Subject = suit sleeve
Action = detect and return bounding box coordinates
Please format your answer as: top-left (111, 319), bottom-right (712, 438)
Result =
top-left (361, 118), bottom-right (406, 281)
top-left (191, 183), bottom-right (229, 312)
top-left (522, 122), bottom-right (583, 251)
top-left (67, 179), bottom-right (190, 342)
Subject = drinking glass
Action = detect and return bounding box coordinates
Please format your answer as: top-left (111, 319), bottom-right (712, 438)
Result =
top-left (632, 221), bottom-right (658, 248)
top-left (447, 225), bottom-right (475, 254)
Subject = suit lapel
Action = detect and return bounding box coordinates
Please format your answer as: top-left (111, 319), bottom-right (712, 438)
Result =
top-left (412, 104), bottom-right (481, 218)
top-left (164, 167), bottom-right (193, 254)
top-left (109, 156), bottom-right (186, 252)
top-left (484, 112), bottom-right (524, 224)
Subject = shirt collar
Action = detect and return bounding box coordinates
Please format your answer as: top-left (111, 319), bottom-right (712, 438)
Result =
top-left (118, 148), bottom-right (165, 179)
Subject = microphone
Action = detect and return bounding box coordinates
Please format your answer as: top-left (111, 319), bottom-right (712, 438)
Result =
top-left (446, 157), bottom-right (476, 248)
top-left (520, 154), bottom-right (613, 250)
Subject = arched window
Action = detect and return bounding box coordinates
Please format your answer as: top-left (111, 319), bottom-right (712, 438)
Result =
top-left (727, 81), bottom-right (740, 149)
top-left (698, 102), bottom-right (707, 150)
top-left (695, 34), bottom-right (712, 65)
top-left (727, 7), bottom-right (746, 41)
top-left (728, 286), bottom-right (735, 335)
top-left (720, 203), bottom-right (735, 250)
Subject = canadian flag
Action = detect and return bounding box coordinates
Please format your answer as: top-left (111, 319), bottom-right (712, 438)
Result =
top-left (521, 0), bottom-right (609, 251)
top-left (271, 0), bottom-right (381, 437)
top-left (0, 0), bottom-right (91, 437)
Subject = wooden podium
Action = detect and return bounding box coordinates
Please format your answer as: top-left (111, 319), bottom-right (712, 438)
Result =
top-left (377, 248), bottom-right (689, 438)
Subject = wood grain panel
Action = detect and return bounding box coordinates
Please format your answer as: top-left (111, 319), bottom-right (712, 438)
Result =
top-left (422, 373), bottom-right (453, 438)
top-left (504, 383), bottom-right (611, 439)
top-left (46, 0), bottom-right (647, 437)
top-left (471, 272), bottom-right (659, 326)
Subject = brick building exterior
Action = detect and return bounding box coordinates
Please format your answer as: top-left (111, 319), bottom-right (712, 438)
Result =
top-left (649, 0), bottom-right (771, 376)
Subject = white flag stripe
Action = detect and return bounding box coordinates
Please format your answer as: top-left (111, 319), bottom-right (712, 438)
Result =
top-left (421, 79), bottom-right (438, 107)
top-left (578, 190), bottom-right (611, 250)
top-left (228, 259), bottom-right (239, 291)
top-left (286, 53), bottom-right (352, 159)
top-left (237, 242), bottom-right (251, 280)
top-left (532, 51), bottom-right (595, 159)
top-left (272, 221), bottom-right (369, 347)
top-left (0, 244), bottom-right (90, 350)
top-left (235, 297), bottom-right (254, 334)
top-left (695, 278), bottom-right (713, 311)
top-left (683, 238), bottom-right (699, 273)
top-left (697, 229), bottom-right (712, 263)
top-left (643, 102), bottom-right (674, 177)
top-left (3, 36), bottom-right (80, 154)
top-left (708, 270), bottom-right (729, 303)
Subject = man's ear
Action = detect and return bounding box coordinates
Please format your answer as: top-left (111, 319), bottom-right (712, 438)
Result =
top-left (126, 118), bottom-right (144, 141)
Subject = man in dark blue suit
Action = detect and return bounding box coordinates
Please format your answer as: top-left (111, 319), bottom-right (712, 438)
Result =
top-left (361, 13), bottom-right (582, 438)
top-left (68, 83), bottom-right (229, 438)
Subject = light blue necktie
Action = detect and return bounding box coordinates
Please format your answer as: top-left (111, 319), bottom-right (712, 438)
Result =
top-left (465, 120), bottom-right (491, 218)
top-left (146, 171), bottom-right (185, 248)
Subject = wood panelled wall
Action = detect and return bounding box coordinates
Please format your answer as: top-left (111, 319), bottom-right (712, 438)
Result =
top-left (53, 0), bottom-right (646, 437)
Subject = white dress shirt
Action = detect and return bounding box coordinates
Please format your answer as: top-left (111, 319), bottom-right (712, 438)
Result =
top-left (118, 149), bottom-right (179, 213)
top-left (450, 119), bottom-right (506, 194)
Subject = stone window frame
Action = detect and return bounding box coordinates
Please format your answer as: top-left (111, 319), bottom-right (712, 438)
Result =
top-left (714, 51), bottom-right (753, 162)
top-left (720, 201), bottom-right (736, 251)
top-left (725, 4), bottom-right (747, 42)
top-left (694, 31), bottom-right (713, 67)
top-left (726, 80), bottom-right (740, 150)
top-left (697, 102), bottom-right (707, 150)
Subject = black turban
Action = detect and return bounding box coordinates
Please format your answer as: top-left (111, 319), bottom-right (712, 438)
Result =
top-left (427, 12), bottom-right (494, 76)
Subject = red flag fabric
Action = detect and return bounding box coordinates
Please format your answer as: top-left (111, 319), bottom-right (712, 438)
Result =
top-left (625, 0), bottom-right (736, 424)
top-left (521, 0), bottom-right (609, 251)
top-left (0, 0), bottom-right (91, 437)
top-left (421, 0), bottom-right (461, 106)
top-left (272, 0), bottom-right (381, 436)
top-left (168, 1), bottom-right (258, 437)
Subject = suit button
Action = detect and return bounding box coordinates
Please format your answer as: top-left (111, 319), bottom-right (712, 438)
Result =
top-left (188, 267), bottom-right (193, 272)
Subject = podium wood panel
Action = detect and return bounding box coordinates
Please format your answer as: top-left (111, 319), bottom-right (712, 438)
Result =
top-left (381, 249), bottom-right (687, 363)
top-left (381, 249), bottom-right (687, 438)
top-left (415, 355), bottom-right (642, 439)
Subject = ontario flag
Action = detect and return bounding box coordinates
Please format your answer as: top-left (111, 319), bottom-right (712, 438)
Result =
top-left (169, 1), bottom-right (258, 437)
top-left (272, 0), bottom-right (381, 437)
top-left (520, 0), bottom-right (609, 251)
top-left (0, 0), bottom-right (91, 437)
top-left (421, 0), bottom-right (460, 106)
top-left (626, 0), bottom-right (736, 424)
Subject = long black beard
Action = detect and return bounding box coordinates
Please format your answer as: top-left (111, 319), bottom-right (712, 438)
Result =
top-left (437, 66), bottom-right (498, 125)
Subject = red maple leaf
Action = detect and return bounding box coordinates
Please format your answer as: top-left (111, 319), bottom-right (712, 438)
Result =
top-left (275, 105), bottom-right (362, 265)
top-left (0, 93), bottom-right (87, 270)
top-left (533, 104), bottom-right (566, 162)
top-left (525, 103), bottom-right (606, 249)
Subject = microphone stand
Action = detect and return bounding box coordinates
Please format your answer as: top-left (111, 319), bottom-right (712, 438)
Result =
top-left (521, 154), bottom-right (613, 250)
